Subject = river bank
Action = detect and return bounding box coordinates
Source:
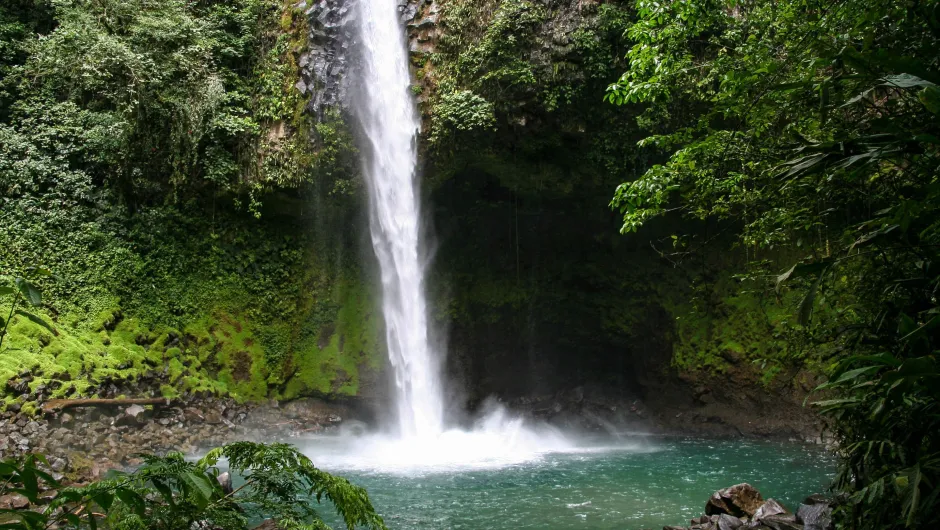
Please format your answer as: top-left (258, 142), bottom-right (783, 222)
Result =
top-left (0, 385), bottom-right (829, 492)
top-left (0, 396), bottom-right (357, 488)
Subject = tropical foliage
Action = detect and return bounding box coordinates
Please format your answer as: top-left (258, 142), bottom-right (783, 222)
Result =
top-left (0, 442), bottom-right (386, 530)
top-left (0, 0), bottom-right (374, 407)
top-left (607, 0), bottom-right (940, 527)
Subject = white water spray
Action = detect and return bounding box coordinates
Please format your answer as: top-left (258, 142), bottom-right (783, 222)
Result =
top-left (318, 0), bottom-right (574, 471)
top-left (354, 0), bottom-right (443, 438)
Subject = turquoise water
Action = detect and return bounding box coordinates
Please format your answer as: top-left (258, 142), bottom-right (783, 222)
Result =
top-left (307, 436), bottom-right (835, 530)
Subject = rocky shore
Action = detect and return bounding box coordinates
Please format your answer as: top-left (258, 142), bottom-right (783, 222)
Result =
top-left (1, 382), bottom-right (830, 490)
top-left (0, 396), bottom-right (354, 487)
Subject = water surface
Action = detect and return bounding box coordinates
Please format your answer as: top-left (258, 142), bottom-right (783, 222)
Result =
top-left (308, 436), bottom-right (834, 530)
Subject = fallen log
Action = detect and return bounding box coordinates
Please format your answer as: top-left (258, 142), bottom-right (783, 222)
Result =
top-left (42, 397), bottom-right (173, 414)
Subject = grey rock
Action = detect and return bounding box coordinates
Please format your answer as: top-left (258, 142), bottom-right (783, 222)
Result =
top-left (754, 499), bottom-right (789, 521)
top-left (796, 503), bottom-right (832, 530)
top-left (718, 513), bottom-right (744, 530)
top-left (760, 514), bottom-right (802, 530)
top-left (706, 484), bottom-right (765, 518)
top-left (217, 472), bottom-right (234, 494)
top-left (50, 457), bottom-right (68, 472)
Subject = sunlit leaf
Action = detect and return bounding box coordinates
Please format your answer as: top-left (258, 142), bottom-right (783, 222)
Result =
top-left (14, 278), bottom-right (41, 307)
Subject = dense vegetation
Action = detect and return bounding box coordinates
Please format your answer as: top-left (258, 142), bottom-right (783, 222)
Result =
top-left (0, 0), bottom-right (381, 408)
top-left (606, 0), bottom-right (940, 527)
top-left (3, 0), bottom-right (940, 528)
top-left (0, 441), bottom-right (385, 530)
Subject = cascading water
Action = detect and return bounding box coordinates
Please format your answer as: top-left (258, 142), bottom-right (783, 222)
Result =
top-left (302, 0), bottom-right (573, 471)
top-left (353, 0), bottom-right (443, 439)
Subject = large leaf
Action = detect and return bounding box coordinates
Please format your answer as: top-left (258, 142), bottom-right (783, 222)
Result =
top-left (14, 278), bottom-right (41, 307)
top-left (798, 271), bottom-right (825, 326)
top-left (775, 152), bottom-right (831, 181)
top-left (849, 224), bottom-right (899, 252)
top-left (900, 314), bottom-right (940, 342)
top-left (93, 491), bottom-right (114, 512)
top-left (114, 488), bottom-right (147, 516)
top-left (14, 310), bottom-right (56, 336)
top-left (817, 366), bottom-right (881, 390)
top-left (776, 261), bottom-right (831, 293)
top-left (881, 73), bottom-right (938, 89)
top-left (0, 285), bottom-right (14, 296)
top-left (920, 86), bottom-right (940, 114)
top-left (183, 471), bottom-right (218, 509)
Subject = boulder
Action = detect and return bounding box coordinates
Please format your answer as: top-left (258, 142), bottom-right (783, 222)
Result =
top-left (50, 457), bottom-right (69, 473)
top-left (796, 503), bottom-right (832, 530)
top-left (759, 514), bottom-right (803, 530)
top-left (183, 407), bottom-right (205, 423)
top-left (203, 409), bottom-right (223, 425)
top-left (717, 513), bottom-right (744, 530)
top-left (754, 499), bottom-right (789, 521)
top-left (126, 404), bottom-right (147, 419)
top-left (0, 494), bottom-right (30, 509)
top-left (217, 472), bottom-right (234, 494)
top-left (705, 484), bottom-right (765, 518)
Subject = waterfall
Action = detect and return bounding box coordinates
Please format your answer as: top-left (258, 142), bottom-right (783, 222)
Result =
top-left (311, 0), bottom-right (573, 470)
top-left (353, 0), bottom-right (444, 438)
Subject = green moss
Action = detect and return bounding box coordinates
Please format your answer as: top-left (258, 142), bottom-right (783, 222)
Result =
top-left (20, 401), bottom-right (37, 416)
top-left (282, 277), bottom-right (382, 399)
top-left (0, 0), bottom-right (380, 406)
top-left (167, 358), bottom-right (185, 383)
top-left (662, 268), bottom-right (808, 384)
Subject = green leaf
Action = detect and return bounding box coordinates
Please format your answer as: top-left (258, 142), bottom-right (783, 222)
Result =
top-left (114, 488), bottom-right (146, 516)
top-left (151, 478), bottom-right (175, 507)
top-left (900, 315), bottom-right (940, 342)
top-left (920, 86), bottom-right (940, 114)
top-left (24, 266), bottom-right (53, 277)
top-left (775, 261), bottom-right (831, 293)
top-left (898, 313), bottom-right (917, 338)
top-left (849, 224), bottom-right (899, 252)
top-left (0, 285), bottom-right (14, 296)
top-left (14, 278), bottom-right (41, 306)
top-left (18, 467), bottom-right (39, 502)
top-left (93, 491), bottom-right (114, 512)
top-left (818, 366), bottom-right (880, 389)
top-left (798, 272), bottom-right (824, 326)
top-left (881, 73), bottom-right (938, 89)
top-left (183, 471), bottom-right (217, 509)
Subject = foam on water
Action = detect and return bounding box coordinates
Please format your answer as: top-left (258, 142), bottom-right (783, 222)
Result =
top-left (303, 407), bottom-right (577, 473)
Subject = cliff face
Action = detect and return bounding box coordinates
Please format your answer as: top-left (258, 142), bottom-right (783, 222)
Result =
top-left (396, 0), bottom-right (820, 436)
top-left (278, 0), bottom-right (822, 437)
